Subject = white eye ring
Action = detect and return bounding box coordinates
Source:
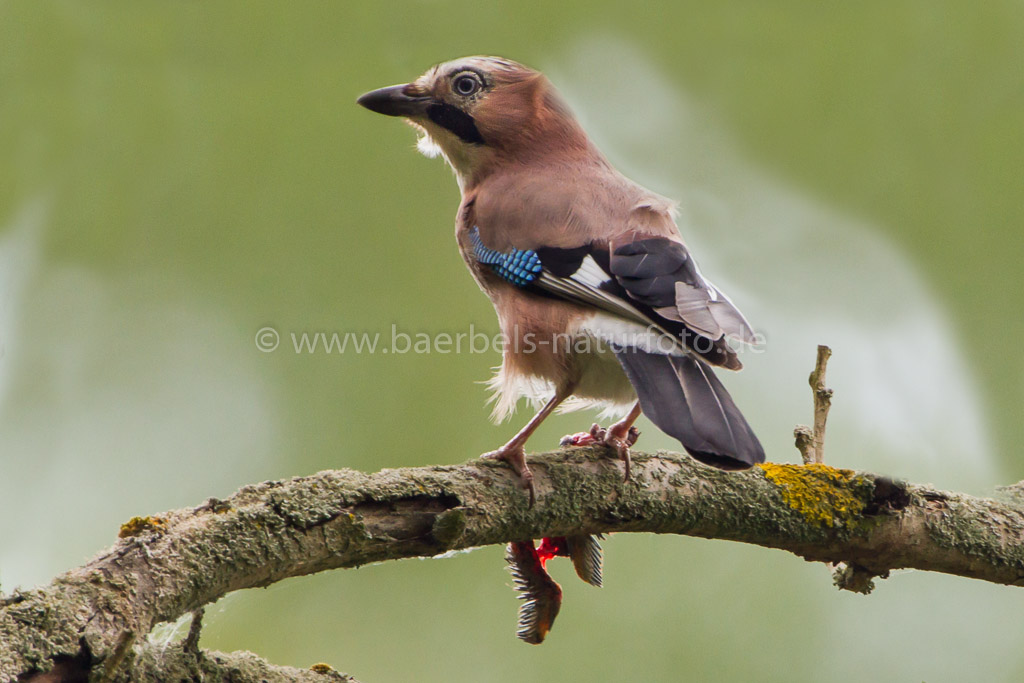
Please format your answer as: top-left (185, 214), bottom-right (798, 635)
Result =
top-left (453, 73), bottom-right (482, 97)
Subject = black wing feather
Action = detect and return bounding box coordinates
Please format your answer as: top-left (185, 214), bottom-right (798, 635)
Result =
top-left (614, 347), bottom-right (764, 469)
top-left (608, 239), bottom-right (696, 308)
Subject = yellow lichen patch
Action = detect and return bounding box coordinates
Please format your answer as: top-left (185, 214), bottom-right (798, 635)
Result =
top-left (311, 663), bottom-right (336, 674)
top-left (758, 463), bottom-right (866, 528)
top-left (118, 516), bottom-right (168, 538)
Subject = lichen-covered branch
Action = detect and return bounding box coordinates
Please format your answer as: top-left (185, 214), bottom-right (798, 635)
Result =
top-left (128, 643), bottom-right (358, 683)
top-left (3, 448), bottom-right (1024, 681)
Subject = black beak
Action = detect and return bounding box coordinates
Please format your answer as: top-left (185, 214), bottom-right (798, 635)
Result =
top-left (356, 84), bottom-right (430, 117)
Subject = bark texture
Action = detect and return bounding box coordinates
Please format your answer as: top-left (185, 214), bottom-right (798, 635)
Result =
top-left (3, 447), bottom-right (1024, 681)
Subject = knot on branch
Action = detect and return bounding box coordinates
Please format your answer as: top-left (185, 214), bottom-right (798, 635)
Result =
top-left (831, 562), bottom-right (888, 595)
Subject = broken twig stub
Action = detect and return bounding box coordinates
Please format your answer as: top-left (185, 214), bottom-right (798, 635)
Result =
top-left (795, 344), bottom-right (833, 464)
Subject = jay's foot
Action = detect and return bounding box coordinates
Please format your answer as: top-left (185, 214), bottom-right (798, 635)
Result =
top-left (482, 444), bottom-right (535, 506)
top-left (559, 422), bottom-right (640, 480)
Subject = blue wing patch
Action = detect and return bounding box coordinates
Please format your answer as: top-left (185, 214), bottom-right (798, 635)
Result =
top-left (470, 226), bottom-right (543, 287)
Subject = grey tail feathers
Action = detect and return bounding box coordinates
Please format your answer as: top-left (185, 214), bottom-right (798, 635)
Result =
top-left (613, 348), bottom-right (764, 470)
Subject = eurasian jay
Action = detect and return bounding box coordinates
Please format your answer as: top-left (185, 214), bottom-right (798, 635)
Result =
top-left (357, 56), bottom-right (764, 501)
top-left (358, 54), bottom-right (765, 644)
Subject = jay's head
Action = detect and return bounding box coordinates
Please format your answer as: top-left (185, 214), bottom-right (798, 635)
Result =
top-left (357, 56), bottom-right (592, 188)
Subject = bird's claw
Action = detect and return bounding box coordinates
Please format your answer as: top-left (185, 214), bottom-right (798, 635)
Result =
top-left (483, 446), bottom-right (536, 507)
top-left (604, 429), bottom-right (634, 481)
top-left (560, 424), bottom-right (639, 481)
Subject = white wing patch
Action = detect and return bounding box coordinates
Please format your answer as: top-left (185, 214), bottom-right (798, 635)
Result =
top-left (577, 313), bottom-right (688, 357)
top-left (574, 254), bottom-right (613, 288)
top-left (536, 255), bottom-right (666, 334)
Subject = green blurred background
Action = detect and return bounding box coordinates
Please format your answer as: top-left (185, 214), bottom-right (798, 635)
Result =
top-left (3, 1), bottom-right (1024, 681)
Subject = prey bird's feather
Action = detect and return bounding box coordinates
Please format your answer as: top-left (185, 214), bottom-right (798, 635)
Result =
top-left (506, 541), bottom-right (562, 644)
top-left (567, 534), bottom-right (604, 588)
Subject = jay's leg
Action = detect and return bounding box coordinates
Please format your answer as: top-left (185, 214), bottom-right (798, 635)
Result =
top-left (602, 401), bottom-right (642, 479)
top-left (483, 386), bottom-right (572, 506)
top-left (560, 401), bottom-right (642, 480)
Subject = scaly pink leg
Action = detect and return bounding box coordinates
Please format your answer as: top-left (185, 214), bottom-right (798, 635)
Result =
top-left (483, 387), bottom-right (572, 506)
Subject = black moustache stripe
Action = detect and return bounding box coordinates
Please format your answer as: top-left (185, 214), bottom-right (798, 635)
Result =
top-left (426, 103), bottom-right (485, 145)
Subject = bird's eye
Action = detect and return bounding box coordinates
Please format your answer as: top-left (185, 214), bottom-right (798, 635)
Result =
top-left (453, 73), bottom-right (482, 97)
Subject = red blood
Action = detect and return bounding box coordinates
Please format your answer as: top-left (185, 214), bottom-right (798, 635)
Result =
top-left (536, 536), bottom-right (569, 566)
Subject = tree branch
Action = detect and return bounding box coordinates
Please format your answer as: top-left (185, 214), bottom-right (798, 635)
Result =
top-left (3, 448), bottom-right (1024, 681)
top-left (795, 344), bottom-right (833, 465)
